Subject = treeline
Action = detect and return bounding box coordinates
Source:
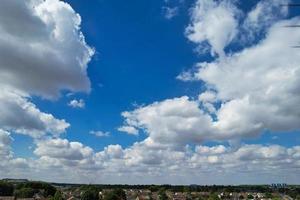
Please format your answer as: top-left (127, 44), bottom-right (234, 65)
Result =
top-left (2, 181), bottom-right (299, 200)
top-left (79, 186), bottom-right (126, 200)
top-left (0, 181), bottom-right (57, 198)
top-left (0, 181), bottom-right (127, 200)
top-left (62, 184), bottom-right (293, 193)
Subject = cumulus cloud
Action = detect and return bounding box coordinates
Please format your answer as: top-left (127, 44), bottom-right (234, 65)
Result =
top-left (1, 0), bottom-right (299, 184)
top-left (0, 130), bottom-right (31, 176)
top-left (0, 129), bottom-right (13, 160)
top-left (113, 0), bottom-right (300, 183)
top-left (1, 134), bottom-right (300, 184)
top-left (185, 0), bottom-right (239, 57)
top-left (0, 0), bottom-right (93, 137)
top-left (0, 0), bottom-right (94, 99)
top-left (117, 2), bottom-right (300, 160)
top-left (167, 5), bottom-right (299, 145)
top-left (242, 0), bottom-right (290, 41)
top-left (197, 18), bottom-right (300, 136)
top-left (118, 125), bottom-right (139, 136)
top-left (0, 90), bottom-right (70, 138)
top-left (0, 0), bottom-right (94, 177)
top-left (23, 139), bottom-right (300, 184)
top-left (119, 97), bottom-right (216, 146)
top-left (68, 99), bottom-right (85, 109)
top-left (34, 138), bottom-right (95, 169)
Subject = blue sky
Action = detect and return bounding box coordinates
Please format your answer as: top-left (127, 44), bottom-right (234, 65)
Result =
top-left (30, 0), bottom-right (297, 149)
top-left (1, 0), bottom-right (300, 184)
top-left (25, 0), bottom-right (204, 151)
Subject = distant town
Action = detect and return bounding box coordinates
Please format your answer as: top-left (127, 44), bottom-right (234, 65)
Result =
top-left (0, 179), bottom-right (299, 200)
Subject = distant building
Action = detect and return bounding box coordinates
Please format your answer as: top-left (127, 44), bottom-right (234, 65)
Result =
top-left (270, 183), bottom-right (287, 188)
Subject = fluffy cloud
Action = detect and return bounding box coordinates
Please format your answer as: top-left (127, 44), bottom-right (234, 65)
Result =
top-left (170, 8), bottom-right (300, 145)
top-left (1, 134), bottom-right (300, 184)
top-left (243, 0), bottom-right (289, 40)
top-left (118, 97), bottom-right (216, 145)
top-left (0, 0), bottom-right (94, 178)
top-left (196, 18), bottom-right (300, 137)
top-left (24, 139), bottom-right (300, 184)
top-left (0, 90), bottom-right (69, 138)
top-left (34, 138), bottom-right (93, 161)
top-left (185, 0), bottom-right (290, 57)
top-left (115, 0), bottom-right (300, 183)
top-left (118, 125), bottom-right (139, 136)
top-left (0, 0), bottom-right (93, 137)
top-left (185, 0), bottom-right (239, 57)
top-left (68, 99), bottom-right (85, 109)
top-left (0, 0), bottom-right (94, 99)
top-left (1, 0), bottom-right (299, 184)
top-left (0, 130), bottom-right (31, 176)
top-left (0, 129), bottom-right (13, 160)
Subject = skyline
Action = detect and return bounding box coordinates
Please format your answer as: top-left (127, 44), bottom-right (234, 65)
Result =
top-left (0, 0), bottom-right (300, 184)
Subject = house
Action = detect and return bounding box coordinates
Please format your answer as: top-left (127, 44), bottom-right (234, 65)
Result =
top-left (173, 192), bottom-right (186, 200)
top-left (135, 195), bottom-right (151, 200)
top-left (33, 193), bottom-right (46, 200)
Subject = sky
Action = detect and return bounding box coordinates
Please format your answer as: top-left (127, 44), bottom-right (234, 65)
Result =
top-left (0, 0), bottom-right (300, 185)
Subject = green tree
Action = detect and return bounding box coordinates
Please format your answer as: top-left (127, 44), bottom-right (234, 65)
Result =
top-left (103, 189), bottom-right (126, 200)
top-left (208, 193), bottom-right (219, 200)
top-left (157, 188), bottom-right (168, 200)
top-left (197, 196), bottom-right (204, 200)
top-left (265, 192), bottom-right (273, 199)
top-left (14, 188), bottom-right (35, 198)
top-left (17, 181), bottom-right (56, 197)
top-left (53, 191), bottom-right (64, 200)
top-left (0, 181), bottom-right (14, 196)
top-left (81, 189), bottom-right (99, 200)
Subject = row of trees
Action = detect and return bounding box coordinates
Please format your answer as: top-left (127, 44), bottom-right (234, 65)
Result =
top-left (0, 182), bottom-right (14, 196)
top-left (0, 181), bottom-right (57, 198)
top-left (80, 185), bottom-right (126, 200)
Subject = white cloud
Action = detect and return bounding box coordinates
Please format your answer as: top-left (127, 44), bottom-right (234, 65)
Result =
top-left (185, 0), bottom-right (239, 57)
top-left (1, 0), bottom-right (300, 184)
top-left (119, 4), bottom-right (300, 150)
top-left (162, 6), bottom-right (179, 20)
top-left (118, 125), bottom-right (139, 136)
top-left (68, 99), bottom-right (85, 109)
top-left (196, 18), bottom-right (300, 136)
top-left (0, 0), bottom-right (94, 99)
top-left (0, 89), bottom-right (70, 138)
top-left (90, 130), bottom-right (110, 137)
top-left (167, 5), bottom-right (299, 146)
top-left (34, 138), bottom-right (94, 163)
top-left (176, 70), bottom-right (199, 81)
top-left (119, 96), bottom-right (215, 146)
top-left (0, 0), bottom-right (94, 178)
top-left (102, 144), bottom-right (124, 159)
top-left (1, 134), bottom-right (300, 184)
top-left (0, 130), bottom-right (31, 175)
top-left (0, 0), bottom-right (93, 137)
top-left (198, 91), bottom-right (217, 103)
top-left (242, 0), bottom-right (289, 41)
top-left (0, 129), bottom-right (13, 160)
